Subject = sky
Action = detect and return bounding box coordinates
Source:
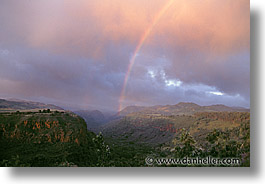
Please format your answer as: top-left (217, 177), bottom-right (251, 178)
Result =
top-left (0, 0), bottom-right (250, 111)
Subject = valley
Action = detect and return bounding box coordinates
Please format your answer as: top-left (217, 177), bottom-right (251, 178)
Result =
top-left (0, 99), bottom-right (250, 167)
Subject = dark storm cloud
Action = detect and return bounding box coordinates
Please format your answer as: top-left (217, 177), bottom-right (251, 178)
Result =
top-left (0, 0), bottom-right (250, 110)
top-left (163, 50), bottom-right (250, 99)
top-left (0, 46), bottom-right (127, 109)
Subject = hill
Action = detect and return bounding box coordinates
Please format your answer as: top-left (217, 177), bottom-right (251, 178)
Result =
top-left (0, 98), bottom-right (63, 112)
top-left (0, 99), bottom-right (250, 167)
top-left (101, 111), bottom-right (250, 166)
top-left (102, 102), bottom-right (249, 146)
top-left (102, 111), bottom-right (249, 145)
top-left (118, 102), bottom-right (249, 116)
top-left (0, 110), bottom-right (110, 166)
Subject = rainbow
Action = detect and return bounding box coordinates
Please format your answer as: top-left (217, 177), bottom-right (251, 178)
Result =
top-left (118, 0), bottom-right (175, 112)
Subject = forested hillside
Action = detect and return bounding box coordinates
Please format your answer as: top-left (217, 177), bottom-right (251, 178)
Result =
top-left (101, 111), bottom-right (250, 166)
top-left (0, 111), bottom-right (110, 167)
top-left (0, 100), bottom-right (250, 167)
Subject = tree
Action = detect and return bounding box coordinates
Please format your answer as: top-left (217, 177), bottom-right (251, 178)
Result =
top-left (173, 129), bottom-right (201, 158)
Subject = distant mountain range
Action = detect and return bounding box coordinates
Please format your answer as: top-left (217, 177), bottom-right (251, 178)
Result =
top-left (102, 103), bottom-right (250, 146)
top-left (0, 98), bottom-right (64, 112)
top-left (118, 102), bottom-right (249, 116)
top-left (0, 98), bottom-right (250, 131)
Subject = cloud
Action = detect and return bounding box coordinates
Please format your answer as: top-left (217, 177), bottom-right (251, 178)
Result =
top-left (0, 0), bottom-right (250, 110)
top-left (0, 0), bottom-right (249, 55)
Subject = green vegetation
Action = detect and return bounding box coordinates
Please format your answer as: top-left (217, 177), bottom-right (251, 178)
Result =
top-left (0, 110), bottom-right (250, 167)
top-left (101, 111), bottom-right (250, 167)
top-left (169, 124), bottom-right (250, 166)
top-left (0, 111), bottom-right (110, 167)
top-left (104, 137), bottom-right (158, 166)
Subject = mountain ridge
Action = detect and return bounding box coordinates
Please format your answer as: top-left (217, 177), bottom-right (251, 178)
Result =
top-left (0, 98), bottom-right (64, 112)
top-left (118, 102), bottom-right (249, 116)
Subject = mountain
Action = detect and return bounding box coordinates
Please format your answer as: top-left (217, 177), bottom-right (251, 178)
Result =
top-left (0, 98), bottom-right (63, 112)
top-left (101, 102), bottom-right (250, 146)
top-left (102, 110), bottom-right (250, 146)
top-left (118, 106), bottom-right (147, 116)
top-left (0, 99), bottom-right (250, 166)
top-left (118, 102), bottom-right (249, 116)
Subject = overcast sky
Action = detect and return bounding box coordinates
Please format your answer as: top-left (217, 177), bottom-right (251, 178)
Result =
top-left (0, 0), bottom-right (250, 111)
